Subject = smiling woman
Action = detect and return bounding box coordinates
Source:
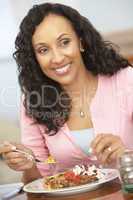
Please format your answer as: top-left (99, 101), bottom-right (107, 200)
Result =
top-left (0, 2), bottom-right (133, 184)
top-left (32, 14), bottom-right (84, 86)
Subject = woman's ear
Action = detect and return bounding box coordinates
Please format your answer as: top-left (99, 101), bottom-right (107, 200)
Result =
top-left (80, 39), bottom-right (85, 52)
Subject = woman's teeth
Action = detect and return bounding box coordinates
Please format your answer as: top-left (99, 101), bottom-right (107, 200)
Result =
top-left (54, 64), bottom-right (70, 75)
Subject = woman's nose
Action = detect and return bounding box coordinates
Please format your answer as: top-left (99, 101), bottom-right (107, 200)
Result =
top-left (51, 50), bottom-right (64, 64)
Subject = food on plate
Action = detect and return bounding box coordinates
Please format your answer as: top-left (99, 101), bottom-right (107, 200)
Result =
top-left (44, 164), bottom-right (104, 189)
top-left (45, 155), bottom-right (56, 164)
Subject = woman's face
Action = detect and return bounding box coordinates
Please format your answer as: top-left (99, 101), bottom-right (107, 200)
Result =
top-left (32, 14), bottom-right (85, 86)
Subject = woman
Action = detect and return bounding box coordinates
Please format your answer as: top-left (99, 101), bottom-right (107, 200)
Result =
top-left (0, 3), bottom-right (133, 183)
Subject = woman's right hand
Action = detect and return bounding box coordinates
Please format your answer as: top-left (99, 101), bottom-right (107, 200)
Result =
top-left (0, 142), bottom-right (36, 171)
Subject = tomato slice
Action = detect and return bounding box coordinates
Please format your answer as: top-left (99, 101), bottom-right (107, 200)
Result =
top-left (64, 171), bottom-right (81, 184)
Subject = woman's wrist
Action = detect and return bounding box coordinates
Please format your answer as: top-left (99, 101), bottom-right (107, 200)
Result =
top-left (22, 162), bottom-right (42, 184)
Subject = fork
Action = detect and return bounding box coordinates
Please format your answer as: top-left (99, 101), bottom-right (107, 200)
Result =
top-left (0, 143), bottom-right (56, 164)
top-left (13, 149), bottom-right (56, 164)
top-left (88, 147), bottom-right (103, 168)
top-left (1, 143), bottom-right (97, 165)
top-left (87, 147), bottom-right (97, 161)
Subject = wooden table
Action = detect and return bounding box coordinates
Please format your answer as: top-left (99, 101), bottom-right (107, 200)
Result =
top-left (11, 178), bottom-right (133, 200)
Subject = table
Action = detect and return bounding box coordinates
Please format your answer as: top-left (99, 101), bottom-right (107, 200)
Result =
top-left (11, 178), bottom-right (133, 200)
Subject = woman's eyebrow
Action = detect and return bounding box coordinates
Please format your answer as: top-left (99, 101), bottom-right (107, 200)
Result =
top-left (34, 42), bottom-right (48, 48)
top-left (56, 33), bottom-right (70, 40)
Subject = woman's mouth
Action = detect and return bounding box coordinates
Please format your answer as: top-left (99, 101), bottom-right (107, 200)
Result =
top-left (54, 63), bottom-right (71, 75)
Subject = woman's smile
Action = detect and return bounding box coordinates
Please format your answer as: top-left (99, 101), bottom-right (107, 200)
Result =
top-left (52, 62), bottom-right (72, 76)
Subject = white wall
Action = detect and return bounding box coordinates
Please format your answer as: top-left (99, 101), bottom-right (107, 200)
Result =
top-left (0, 1), bottom-right (17, 59)
top-left (0, 59), bottom-right (20, 122)
top-left (33, 0), bottom-right (133, 33)
top-left (0, 0), bottom-right (133, 122)
top-left (78, 0), bottom-right (133, 33)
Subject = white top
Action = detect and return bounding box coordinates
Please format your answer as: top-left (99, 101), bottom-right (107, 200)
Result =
top-left (70, 128), bottom-right (94, 155)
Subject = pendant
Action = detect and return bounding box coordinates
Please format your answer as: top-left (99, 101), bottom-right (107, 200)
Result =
top-left (80, 110), bottom-right (85, 118)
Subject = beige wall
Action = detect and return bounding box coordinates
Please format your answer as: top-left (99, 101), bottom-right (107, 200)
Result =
top-left (0, 119), bottom-right (22, 184)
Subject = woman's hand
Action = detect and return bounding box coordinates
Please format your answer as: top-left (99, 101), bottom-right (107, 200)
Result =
top-left (0, 142), bottom-right (35, 171)
top-left (91, 134), bottom-right (125, 165)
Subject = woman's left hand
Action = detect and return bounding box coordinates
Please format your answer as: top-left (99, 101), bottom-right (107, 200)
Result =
top-left (91, 134), bottom-right (126, 165)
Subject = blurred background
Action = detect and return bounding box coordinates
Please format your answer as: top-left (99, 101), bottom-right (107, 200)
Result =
top-left (0, 0), bottom-right (133, 184)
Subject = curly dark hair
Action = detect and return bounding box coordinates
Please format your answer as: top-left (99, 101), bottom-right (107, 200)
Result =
top-left (13, 2), bottom-right (132, 135)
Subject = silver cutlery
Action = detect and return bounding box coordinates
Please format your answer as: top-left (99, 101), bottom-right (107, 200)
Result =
top-left (0, 143), bottom-right (56, 164)
top-left (13, 148), bottom-right (57, 164)
top-left (87, 147), bottom-right (97, 161)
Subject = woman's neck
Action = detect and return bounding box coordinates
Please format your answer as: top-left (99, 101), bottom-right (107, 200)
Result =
top-left (63, 69), bottom-right (97, 99)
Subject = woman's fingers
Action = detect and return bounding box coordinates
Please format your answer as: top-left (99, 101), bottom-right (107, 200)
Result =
top-left (98, 147), bottom-right (112, 164)
top-left (3, 151), bottom-right (29, 169)
top-left (91, 134), bottom-right (110, 155)
top-left (1, 142), bottom-right (35, 171)
top-left (91, 134), bottom-right (125, 165)
top-left (6, 161), bottom-right (32, 171)
top-left (91, 134), bottom-right (120, 154)
top-left (93, 136), bottom-right (112, 154)
top-left (5, 153), bottom-right (34, 171)
top-left (2, 148), bottom-right (29, 163)
top-left (99, 143), bottom-right (122, 164)
top-left (0, 143), bottom-right (15, 154)
top-left (5, 157), bottom-right (26, 166)
top-left (108, 146), bottom-right (125, 161)
top-left (2, 151), bottom-right (22, 160)
top-left (3, 151), bottom-right (27, 163)
top-left (91, 134), bottom-right (104, 149)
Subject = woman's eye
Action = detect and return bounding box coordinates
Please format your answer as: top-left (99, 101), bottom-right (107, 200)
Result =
top-left (37, 47), bottom-right (48, 55)
top-left (61, 39), bottom-right (70, 46)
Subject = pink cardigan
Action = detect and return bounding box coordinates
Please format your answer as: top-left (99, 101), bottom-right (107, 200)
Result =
top-left (21, 67), bottom-right (133, 176)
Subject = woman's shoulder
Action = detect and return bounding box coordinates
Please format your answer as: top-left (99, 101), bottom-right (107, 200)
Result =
top-left (99, 66), bottom-right (133, 95)
top-left (101, 66), bottom-right (133, 85)
top-left (114, 66), bottom-right (133, 91)
top-left (100, 66), bottom-right (133, 86)
top-left (116, 66), bottom-right (133, 82)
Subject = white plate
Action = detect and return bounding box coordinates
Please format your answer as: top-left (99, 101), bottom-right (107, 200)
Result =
top-left (0, 182), bottom-right (23, 199)
top-left (23, 169), bottom-right (119, 196)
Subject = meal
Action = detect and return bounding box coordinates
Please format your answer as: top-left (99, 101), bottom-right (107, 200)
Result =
top-left (44, 164), bottom-right (104, 189)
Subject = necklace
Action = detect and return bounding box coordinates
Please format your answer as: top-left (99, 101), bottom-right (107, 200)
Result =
top-left (79, 109), bottom-right (85, 118)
